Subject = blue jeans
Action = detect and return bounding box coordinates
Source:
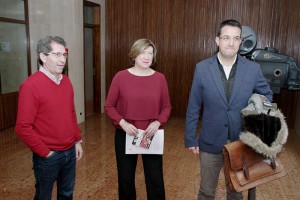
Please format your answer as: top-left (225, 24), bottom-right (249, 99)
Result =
top-left (33, 146), bottom-right (76, 200)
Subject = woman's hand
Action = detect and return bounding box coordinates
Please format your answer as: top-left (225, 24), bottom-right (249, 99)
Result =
top-left (144, 120), bottom-right (160, 137)
top-left (119, 119), bottom-right (138, 136)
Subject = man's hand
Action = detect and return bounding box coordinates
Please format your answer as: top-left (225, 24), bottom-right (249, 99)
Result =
top-left (75, 143), bottom-right (83, 161)
top-left (188, 146), bottom-right (199, 154)
top-left (46, 151), bottom-right (54, 157)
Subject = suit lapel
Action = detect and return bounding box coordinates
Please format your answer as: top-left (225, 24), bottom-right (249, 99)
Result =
top-left (229, 56), bottom-right (247, 104)
top-left (209, 56), bottom-right (228, 105)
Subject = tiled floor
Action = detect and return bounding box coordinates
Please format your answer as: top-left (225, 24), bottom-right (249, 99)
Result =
top-left (0, 114), bottom-right (299, 199)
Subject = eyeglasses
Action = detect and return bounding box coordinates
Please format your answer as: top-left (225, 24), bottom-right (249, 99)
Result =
top-left (219, 36), bottom-right (242, 42)
top-left (46, 52), bottom-right (68, 58)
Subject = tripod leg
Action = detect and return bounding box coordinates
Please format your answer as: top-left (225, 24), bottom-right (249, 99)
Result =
top-left (248, 187), bottom-right (256, 200)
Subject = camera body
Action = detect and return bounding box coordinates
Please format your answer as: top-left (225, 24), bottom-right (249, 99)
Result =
top-left (239, 26), bottom-right (300, 94)
top-left (249, 48), bottom-right (300, 94)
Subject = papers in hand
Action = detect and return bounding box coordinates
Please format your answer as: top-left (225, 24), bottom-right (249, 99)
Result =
top-left (132, 129), bottom-right (154, 149)
top-left (126, 129), bottom-right (164, 154)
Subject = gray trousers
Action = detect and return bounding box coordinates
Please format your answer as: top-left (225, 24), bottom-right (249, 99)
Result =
top-left (198, 151), bottom-right (243, 200)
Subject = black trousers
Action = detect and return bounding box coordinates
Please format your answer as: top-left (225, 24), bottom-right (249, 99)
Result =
top-left (115, 128), bottom-right (165, 200)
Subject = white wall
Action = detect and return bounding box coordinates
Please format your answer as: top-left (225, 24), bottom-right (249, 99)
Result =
top-left (28, 0), bottom-right (106, 123)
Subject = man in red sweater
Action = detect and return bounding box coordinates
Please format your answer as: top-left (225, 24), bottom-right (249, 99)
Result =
top-left (15, 36), bottom-right (83, 200)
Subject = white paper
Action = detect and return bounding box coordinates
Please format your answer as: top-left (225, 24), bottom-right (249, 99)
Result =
top-left (126, 129), bottom-right (164, 154)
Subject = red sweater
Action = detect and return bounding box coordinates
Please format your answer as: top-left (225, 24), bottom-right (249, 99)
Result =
top-left (104, 70), bottom-right (172, 130)
top-left (15, 71), bottom-right (81, 157)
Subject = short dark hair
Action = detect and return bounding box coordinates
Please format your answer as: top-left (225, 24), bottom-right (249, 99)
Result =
top-left (216, 19), bottom-right (242, 36)
top-left (36, 36), bottom-right (66, 65)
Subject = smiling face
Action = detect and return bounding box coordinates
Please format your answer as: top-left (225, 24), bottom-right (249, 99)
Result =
top-left (215, 25), bottom-right (242, 59)
top-left (134, 46), bottom-right (154, 69)
top-left (39, 41), bottom-right (67, 77)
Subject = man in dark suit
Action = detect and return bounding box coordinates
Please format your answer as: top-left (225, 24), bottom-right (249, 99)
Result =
top-left (184, 19), bottom-right (272, 200)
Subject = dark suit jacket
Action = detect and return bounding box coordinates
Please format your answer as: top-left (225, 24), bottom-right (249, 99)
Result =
top-left (184, 54), bottom-right (273, 153)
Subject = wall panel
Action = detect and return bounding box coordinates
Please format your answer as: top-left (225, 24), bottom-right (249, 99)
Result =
top-left (0, 93), bottom-right (18, 130)
top-left (106, 0), bottom-right (300, 128)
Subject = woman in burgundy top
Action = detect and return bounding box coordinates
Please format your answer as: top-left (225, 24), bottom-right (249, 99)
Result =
top-left (105, 39), bottom-right (172, 200)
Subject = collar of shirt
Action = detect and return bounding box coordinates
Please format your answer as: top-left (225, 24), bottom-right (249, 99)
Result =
top-left (217, 54), bottom-right (238, 79)
top-left (217, 53), bottom-right (237, 68)
top-left (39, 66), bottom-right (63, 85)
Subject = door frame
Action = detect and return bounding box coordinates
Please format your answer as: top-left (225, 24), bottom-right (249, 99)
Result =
top-left (84, 1), bottom-right (101, 117)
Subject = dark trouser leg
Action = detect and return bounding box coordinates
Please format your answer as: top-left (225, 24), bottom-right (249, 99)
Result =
top-left (56, 146), bottom-right (76, 200)
top-left (115, 128), bottom-right (138, 200)
top-left (198, 151), bottom-right (243, 200)
top-left (142, 154), bottom-right (165, 200)
top-left (198, 151), bottom-right (223, 200)
top-left (33, 150), bottom-right (61, 200)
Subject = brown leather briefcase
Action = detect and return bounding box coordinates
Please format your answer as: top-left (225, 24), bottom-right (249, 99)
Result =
top-left (223, 140), bottom-right (287, 192)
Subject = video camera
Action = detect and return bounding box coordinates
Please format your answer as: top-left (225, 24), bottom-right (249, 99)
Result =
top-left (239, 26), bottom-right (300, 94)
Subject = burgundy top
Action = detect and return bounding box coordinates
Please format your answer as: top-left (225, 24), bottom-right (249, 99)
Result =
top-left (104, 69), bottom-right (172, 130)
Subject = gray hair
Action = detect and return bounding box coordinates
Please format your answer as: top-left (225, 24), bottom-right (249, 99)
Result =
top-left (36, 36), bottom-right (66, 65)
